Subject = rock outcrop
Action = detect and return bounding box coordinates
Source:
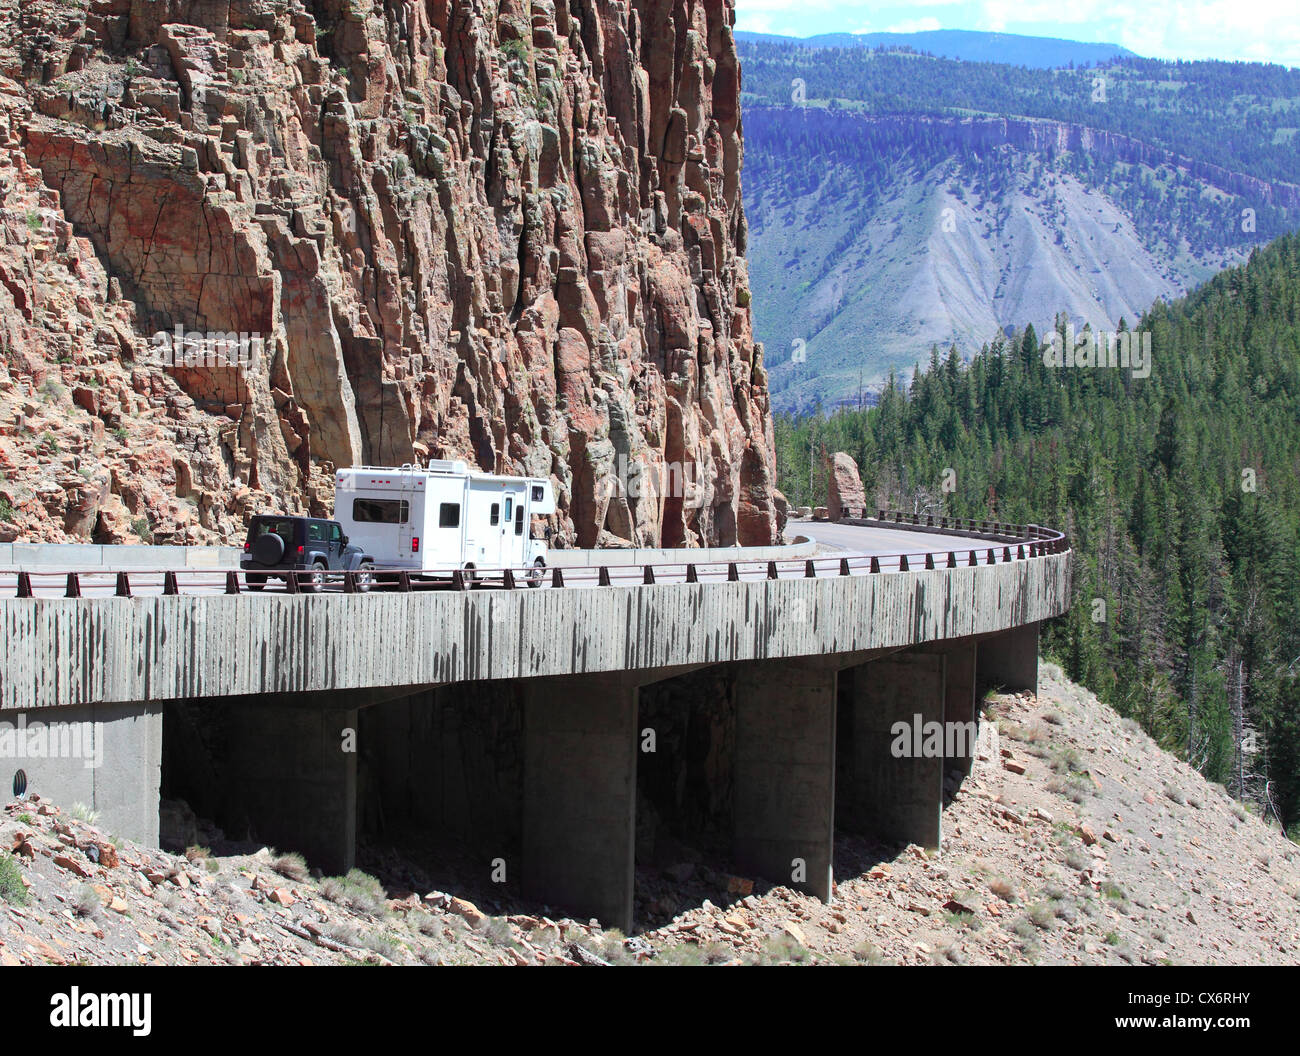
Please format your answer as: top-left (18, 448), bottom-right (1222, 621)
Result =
top-left (825, 451), bottom-right (864, 521)
top-left (0, 0), bottom-right (778, 547)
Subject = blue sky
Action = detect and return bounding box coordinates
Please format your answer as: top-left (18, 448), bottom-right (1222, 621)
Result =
top-left (734, 1), bottom-right (1300, 68)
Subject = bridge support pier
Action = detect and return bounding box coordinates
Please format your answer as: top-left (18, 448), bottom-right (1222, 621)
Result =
top-left (2, 702), bottom-right (161, 846)
top-left (522, 674), bottom-right (637, 932)
top-left (839, 652), bottom-right (945, 850)
top-left (732, 660), bottom-right (837, 901)
top-left (225, 702), bottom-right (358, 875)
top-left (978, 621), bottom-right (1039, 694)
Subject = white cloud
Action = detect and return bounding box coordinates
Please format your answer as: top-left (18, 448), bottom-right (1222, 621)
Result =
top-left (882, 17), bottom-right (945, 34)
top-left (733, 0), bottom-right (1300, 66)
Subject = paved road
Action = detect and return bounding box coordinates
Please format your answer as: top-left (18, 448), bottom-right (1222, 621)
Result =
top-left (791, 519), bottom-right (977, 555)
top-left (0, 522), bottom-right (1031, 598)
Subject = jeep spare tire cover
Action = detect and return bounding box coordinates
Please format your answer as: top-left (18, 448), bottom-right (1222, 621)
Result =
top-left (252, 533), bottom-right (286, 565)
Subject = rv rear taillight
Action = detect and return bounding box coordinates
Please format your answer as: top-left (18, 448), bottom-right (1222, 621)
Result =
top-left (411, 536), bottom-right (420, 553)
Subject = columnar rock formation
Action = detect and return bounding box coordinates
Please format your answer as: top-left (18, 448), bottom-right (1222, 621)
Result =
top-left (0, 0), bottom-right (779, 547)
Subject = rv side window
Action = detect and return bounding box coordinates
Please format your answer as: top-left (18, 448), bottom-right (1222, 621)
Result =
top-left (352, 498), bottom-right (409, 524)
top-left (439, 503), bottom-right (460, 528)
top-left (531, 485), bottom-right (543, 502)
top-left (489, 503), bottom-right (499, 526)
top-left (514, 507), bottom-right (524, 535)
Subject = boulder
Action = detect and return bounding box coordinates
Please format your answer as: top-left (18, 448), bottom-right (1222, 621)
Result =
top-left (827, 452), bottom-right (866, 521)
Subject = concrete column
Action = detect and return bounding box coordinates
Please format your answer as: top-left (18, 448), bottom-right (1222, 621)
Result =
top-left (978, 621), bottom-right (1039, 694)
top-left (1, 702), bottom-right (162, 846)
top-left (225, 703), bottom-right (357, 875)
top-left (931, 641), bottom-right (978, 777)
top-left (522, 674), bottom-right (637, 932)
top-left (733, 660), bottom-right (837, 901)
top-left (840, 652), bottom-right (945, 850)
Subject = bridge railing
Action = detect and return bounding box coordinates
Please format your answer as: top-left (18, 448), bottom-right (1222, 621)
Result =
top-left (0, 512), bottom-right (1067, 597)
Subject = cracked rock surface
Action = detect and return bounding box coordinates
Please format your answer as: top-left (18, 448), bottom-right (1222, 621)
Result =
top-left (0, 0), bottom-right (779, 547)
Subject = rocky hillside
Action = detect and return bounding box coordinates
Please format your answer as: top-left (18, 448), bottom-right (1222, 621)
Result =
top-left (0, 0), bottom-right (779, 548)
top-left (3, 665), bottom-right (1296, 966)
top-left (747, 109), bottom-right (1299, 411)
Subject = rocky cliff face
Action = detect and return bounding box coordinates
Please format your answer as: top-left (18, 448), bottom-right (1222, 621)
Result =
top-left (0, 0), bottom-right (779, 547)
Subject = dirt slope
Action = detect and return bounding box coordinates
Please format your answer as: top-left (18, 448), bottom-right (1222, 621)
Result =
top-left (1, 663), bottom-right (1296, 966)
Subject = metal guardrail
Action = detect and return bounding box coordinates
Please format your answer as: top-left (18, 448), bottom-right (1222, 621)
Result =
top-left (0, 512), bottom-right (1069, 598)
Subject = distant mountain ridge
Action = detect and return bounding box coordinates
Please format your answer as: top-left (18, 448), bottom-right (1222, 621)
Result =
top-left (733, 28), bottom-right (1139, 68)
top-left (735, 40), bottom-right (1300, 411)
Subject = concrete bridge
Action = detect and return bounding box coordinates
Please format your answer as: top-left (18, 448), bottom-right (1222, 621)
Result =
top-left (0, 513), bottom-right (1070, 930)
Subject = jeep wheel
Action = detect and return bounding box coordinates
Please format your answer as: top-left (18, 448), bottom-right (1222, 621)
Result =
top-left (354, 562), bottom-right (374, 593)
top-left (302, 561), bottom-right (327, 593)
top-left (528, 558), bottom-right (545, 587)
top-left (245, 573), bottom-right (266, 592)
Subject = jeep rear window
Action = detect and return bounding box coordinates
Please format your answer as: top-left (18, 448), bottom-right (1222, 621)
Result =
top-left (353, 498), bottom-right (410, 524)
top-left (252, 519), bottom-right (295, 545)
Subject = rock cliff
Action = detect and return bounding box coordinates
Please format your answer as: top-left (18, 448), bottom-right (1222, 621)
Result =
top-left (0, 0), bottom-right (779, 547)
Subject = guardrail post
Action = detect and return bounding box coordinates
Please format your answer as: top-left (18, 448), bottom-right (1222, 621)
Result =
top-left (805, 559), bottom-right (816, 578)
top-left (1017, 545), bottom-right (1026, 560)
top-left (163, 571), bottom-right (179, 596)
top-left (839, 558), bottom-right (851, 576)
top-left (869, 556), bottom-right (880, 574)
top-left (285, 571), bottom-right (299, 594)
top-left (767, 560), bottom-right (779, 580)
top-left (16, 572), bottom-right (33, 598)
top-left (1003, 546), bottom-right (1012, 563)
top-left (115, 572), bottom-right (132, 598)
top-left (551, 567), bottom-right (565, 588)
top-left (986, 549), bottom-right (996, 565)
top-left (643, 566), bottom-right (655, 585)
top-left (686, 564), bottom-right (698, 583)
top-left (225, 570), bottom-right (240, 595)
top-left (899, 554), bottom-right (909, 572)
top-left (503, 568), bottom-right (516, 590)
top-left (452, 569), bottom-right (467, 590)
top-left (343, 570), bottom-right (357, 593)
top-left (727, 563), bottom-right (740, 583)
top-left (968, 551), bottom-right (977, 567)
top-left (924, 553), bottom-right (934, 570)
top-left (947, 551), bottom-right (957, 568)
top-left (599, 566), bottom-right (613, 587)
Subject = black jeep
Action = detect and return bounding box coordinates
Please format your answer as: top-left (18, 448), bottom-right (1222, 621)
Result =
top-left (241, 515), bottom-right (375, 593)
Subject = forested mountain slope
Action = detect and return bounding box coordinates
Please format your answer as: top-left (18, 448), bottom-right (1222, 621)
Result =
top-left (775, 229), bottom-right (1300, 833)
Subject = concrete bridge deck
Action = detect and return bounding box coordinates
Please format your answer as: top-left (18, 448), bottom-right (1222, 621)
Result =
top-left (0, 514), bottom-right (1071, 930)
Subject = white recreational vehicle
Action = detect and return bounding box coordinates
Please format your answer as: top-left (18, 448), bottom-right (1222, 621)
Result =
top-left (334, 462), bottom-right (556, 581)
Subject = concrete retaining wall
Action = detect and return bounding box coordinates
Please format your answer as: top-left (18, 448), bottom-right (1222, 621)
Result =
top-left (0, 544), bottom-right (236, 570)
top-left (0, 552), bottom-right (1071, 711)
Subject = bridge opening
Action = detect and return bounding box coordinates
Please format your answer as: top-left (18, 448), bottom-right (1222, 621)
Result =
top-left (352, 682), bottom-right (526, 903)
top-left (635, 665), bottom-right (769, 926)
